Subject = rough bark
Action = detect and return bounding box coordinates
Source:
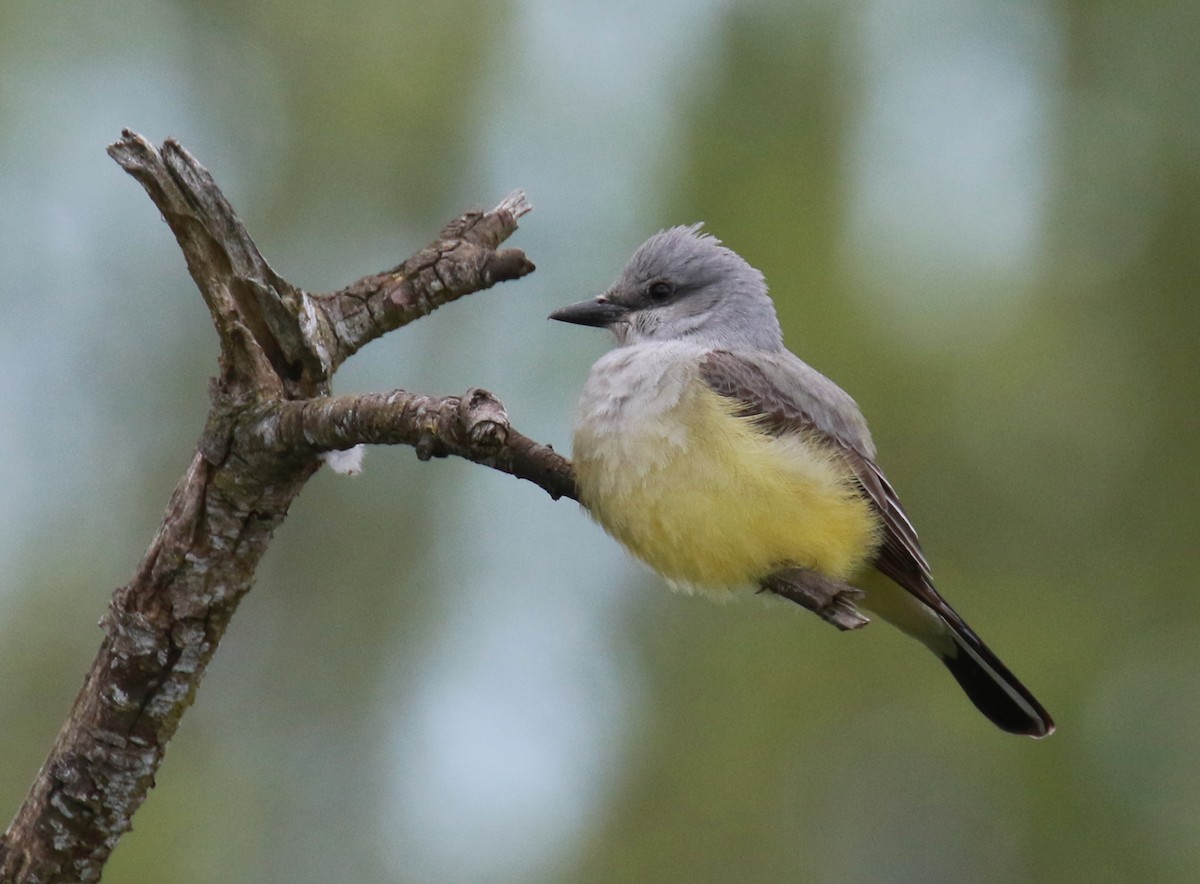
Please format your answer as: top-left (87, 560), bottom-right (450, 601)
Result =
top-left (0, 132), bottom-right (566, 883)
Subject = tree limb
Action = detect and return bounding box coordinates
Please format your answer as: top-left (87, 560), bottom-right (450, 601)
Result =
top-left (0, 131), bottom-right (564, 883)
top-left (316, 191), bottom-right (535, 369)
top-left (241, 389), bottom-right (577, 502)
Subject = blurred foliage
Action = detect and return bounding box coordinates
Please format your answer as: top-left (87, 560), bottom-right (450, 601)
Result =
top-left (1, 0), bottom-right (1198, 882)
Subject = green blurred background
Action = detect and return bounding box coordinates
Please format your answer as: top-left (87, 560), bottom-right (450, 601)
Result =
top-left (2, 0), bottom-right (1198, 881)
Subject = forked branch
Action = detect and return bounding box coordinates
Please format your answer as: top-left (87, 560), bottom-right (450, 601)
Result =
top-left (0, 132), bottom-right (566, 884)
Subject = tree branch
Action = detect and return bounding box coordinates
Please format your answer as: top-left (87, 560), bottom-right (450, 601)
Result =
top-left (0, 132), bottom-right (565, 883)
top-left (241, 389), bottom-right (577, 502)
top-left (316, 191), bottom-right (535, 370)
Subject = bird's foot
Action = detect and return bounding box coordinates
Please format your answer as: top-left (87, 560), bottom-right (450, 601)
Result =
top-left (761, 568), bottom-right (870, 632)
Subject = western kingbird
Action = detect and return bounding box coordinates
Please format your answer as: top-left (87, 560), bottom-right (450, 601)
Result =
top-left (550, 225), bottom-right (1053, 738)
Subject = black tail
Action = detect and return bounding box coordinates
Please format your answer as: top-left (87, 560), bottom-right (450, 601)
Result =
top-left (938, 629), bottom-right (1054, 738)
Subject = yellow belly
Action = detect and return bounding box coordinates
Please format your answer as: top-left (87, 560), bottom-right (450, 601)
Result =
top-left (574, 380), bottom-right (880, 591)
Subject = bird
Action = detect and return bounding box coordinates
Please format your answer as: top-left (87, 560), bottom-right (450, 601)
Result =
top-left (549, 224), bottom-right (1053, 738)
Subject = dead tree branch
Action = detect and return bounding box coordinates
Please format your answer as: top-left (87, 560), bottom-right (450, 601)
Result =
top-left (0, 131), bottom-right (566, 883)
top-left (240, 389), bottom-right (577, 501)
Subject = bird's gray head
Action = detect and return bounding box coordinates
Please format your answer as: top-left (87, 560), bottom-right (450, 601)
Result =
top-left (550, 225), bottom-right (784, 351)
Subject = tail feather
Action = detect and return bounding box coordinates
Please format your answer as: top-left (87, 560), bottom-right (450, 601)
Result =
top-left (862, 579), bottom-right (1054, 738)
top-left (939, 629), bottom-right (1054, 738)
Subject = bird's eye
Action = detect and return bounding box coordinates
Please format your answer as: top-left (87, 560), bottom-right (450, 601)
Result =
top-left (648, 280), bottom-right (674, 300)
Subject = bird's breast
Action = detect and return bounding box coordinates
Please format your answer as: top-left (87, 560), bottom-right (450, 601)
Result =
top-left (573, 343), bottom-right (704, 480)
top-left (571, 346), bottom-right (880, 591)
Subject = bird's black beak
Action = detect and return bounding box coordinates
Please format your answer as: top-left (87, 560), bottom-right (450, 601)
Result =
top-left (548, 297), bottom-right (629, 328)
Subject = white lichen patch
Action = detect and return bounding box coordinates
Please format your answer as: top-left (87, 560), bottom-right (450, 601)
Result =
top-left (258, 421), bottom-right (277, 449)
top-left (183, 550), bottom-right (210, 574)
top-left (112, 616), bottom-right (164, 660)
top-left (50, 794), bottom-right (77, 824)
top-left (106, 685), bottom-right (133, 710)
top-left (298, 292), bottom-right (333, 373)
top-left (145, 677), bottom-right (193, 717)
